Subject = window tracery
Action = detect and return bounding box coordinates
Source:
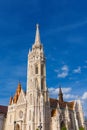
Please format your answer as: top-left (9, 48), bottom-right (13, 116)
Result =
top-left (41, 64), bottom-right (44, 75)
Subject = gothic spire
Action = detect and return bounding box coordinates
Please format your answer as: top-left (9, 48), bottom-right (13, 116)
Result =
top-left (35, 24), bottom-right (41, 44)
top-left (58, 86), bottom-right (63, 102)
top-left (59, 87), bottom-right (62, 95)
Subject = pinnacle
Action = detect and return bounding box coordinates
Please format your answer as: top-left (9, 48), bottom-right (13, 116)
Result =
top-left (35, 24), bottom-right (41, 44)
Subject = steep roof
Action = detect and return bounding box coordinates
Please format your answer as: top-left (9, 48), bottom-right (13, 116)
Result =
top-left (50, 98), bottom-right (74, 110)
top-left (9, 82), bottom-right (26, 105)
top-left (50, 98), bottom-right (58, 108)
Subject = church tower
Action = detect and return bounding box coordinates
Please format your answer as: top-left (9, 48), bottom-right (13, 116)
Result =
top-left (27, 24), bottom-right (46, 93)
top-left (26, 24), bottom-right (50, 130)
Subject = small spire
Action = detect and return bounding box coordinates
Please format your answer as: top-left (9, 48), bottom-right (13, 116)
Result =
top-left (35, 24), bottom-right (41, 44)
top-left (17, 81), bottom-right (21, 94)
top-left (58, 86), bottom-right (63, 102)
top-left (59, 86), bottom-right (62, 95)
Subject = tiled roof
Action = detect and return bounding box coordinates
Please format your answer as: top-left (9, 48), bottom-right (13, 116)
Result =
top-left (0, 105), bottom-right (8, 116)
top-left (50, 98), bottom-right (58, 108)
top-left (50, 98), bottom-right (74, 110)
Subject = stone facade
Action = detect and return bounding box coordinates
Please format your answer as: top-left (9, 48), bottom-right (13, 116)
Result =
top-left (4, 25), bottom-right (85, 130)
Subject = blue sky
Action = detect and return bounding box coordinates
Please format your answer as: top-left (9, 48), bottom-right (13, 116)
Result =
top-left (0, 0), bottom-right (87, 116)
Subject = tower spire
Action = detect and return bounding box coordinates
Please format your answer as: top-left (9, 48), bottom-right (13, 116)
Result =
top-left (35, 24), bottom-right (41, 44)
top-left (58, 86), bottom-right (63, 102)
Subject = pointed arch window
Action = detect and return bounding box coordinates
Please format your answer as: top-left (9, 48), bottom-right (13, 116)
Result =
top-left (41, 79), bottom-right (44, 90)
top-left (60, 121), bottom-right (66, 129)
top-left (35, 65), bottom-right (38, 74)
top-left (41, 64), bottom-right (44, 75)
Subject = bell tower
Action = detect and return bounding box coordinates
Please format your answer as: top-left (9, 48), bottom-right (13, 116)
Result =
top-left (27, 24), bottom-right (46, 92)
top-left (26, 25), bottom-right (50, 130)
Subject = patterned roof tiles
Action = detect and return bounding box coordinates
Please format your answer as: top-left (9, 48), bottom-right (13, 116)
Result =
top-left (50, 98), bottom-right (74, 110)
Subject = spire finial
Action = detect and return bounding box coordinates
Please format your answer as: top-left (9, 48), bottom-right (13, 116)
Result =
top-left (35, 24), bottom-right (41, 44)
top-left (36, 24), bottom-right (39, 28)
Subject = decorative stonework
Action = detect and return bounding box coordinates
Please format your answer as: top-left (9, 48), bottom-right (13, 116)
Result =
top-left (4, 25), bottom-right (85, 130)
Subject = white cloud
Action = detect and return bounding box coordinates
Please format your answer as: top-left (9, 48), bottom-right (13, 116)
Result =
top-left (48, 87), bottom-right (72, 98)
top-left (49, 87), bottom-right (59, 96)
top-left (73, 66), bottom-right (81, 73)
top-left (58, 72), bottom-right (68, 78)
top-left (61, 65), bottom-right (69, 71)
top-left (64, 94), bottom-right (77, 99)
top-left (62, 88), bottom-right (72, 93)
top-left (57, 65), bottom-right (69, 78)
top-left (82, 92), bottom-right (87, 100)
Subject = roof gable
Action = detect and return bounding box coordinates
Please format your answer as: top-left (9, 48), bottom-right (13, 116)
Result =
top-left (17, 89), bottom-right (26, 104)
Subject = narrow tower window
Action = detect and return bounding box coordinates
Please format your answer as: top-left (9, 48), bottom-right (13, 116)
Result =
top-left (41, 64), bottom-right (44, 75)
top-left (41, 79), bottom-right (44, 90)
top-left (35, 65), bottom-right (38, 74)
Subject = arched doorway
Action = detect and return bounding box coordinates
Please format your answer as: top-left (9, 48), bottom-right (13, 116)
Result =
top-left (60, 121), bottom-right (66, 130)
top-left (15, 124), bottom-right (20, 130)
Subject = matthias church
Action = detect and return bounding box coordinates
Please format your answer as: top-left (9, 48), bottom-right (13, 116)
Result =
top-left (4, 25), bottom-right (84, 130)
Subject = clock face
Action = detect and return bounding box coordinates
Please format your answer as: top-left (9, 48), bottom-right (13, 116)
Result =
top-left (19, 111), bottom-right (23, 118)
